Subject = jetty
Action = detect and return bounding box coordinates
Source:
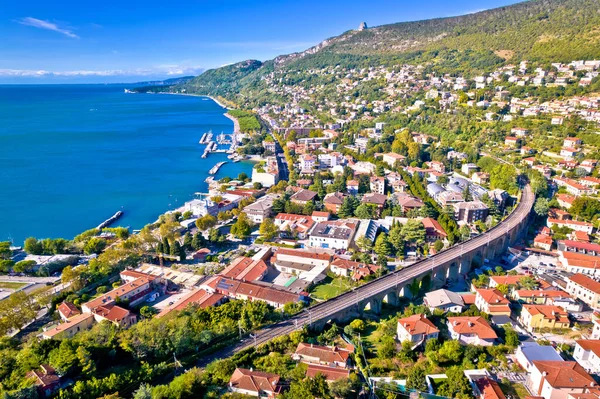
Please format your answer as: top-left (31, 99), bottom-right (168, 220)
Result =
top-left (201, 141), bottom-right (217, 158)
top-left (97, 211), bottom-right (124, 230)
top-left (209, 161), bottom-right (227, 175)
top-left (199, 131), bottom-right (213, 144)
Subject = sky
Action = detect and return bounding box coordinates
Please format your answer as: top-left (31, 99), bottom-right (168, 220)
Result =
top-left (1, 0), bottom-right (523, 84)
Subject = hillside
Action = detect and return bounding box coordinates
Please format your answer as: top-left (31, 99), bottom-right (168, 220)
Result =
top-left (160, 0), bottom-right (600, 105)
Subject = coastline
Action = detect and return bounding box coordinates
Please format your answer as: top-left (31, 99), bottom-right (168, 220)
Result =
top-left (160, 92), bottom-right (240, 134)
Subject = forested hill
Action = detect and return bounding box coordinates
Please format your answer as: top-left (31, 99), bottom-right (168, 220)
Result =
top-left (159, 0), bottom-right (600, 102)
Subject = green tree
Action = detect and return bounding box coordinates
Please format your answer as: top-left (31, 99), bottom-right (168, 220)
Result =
top-left (338, 196), bottom-right (359, 219)
top-left (434, 240), bottom-right (444, 252)
top-left (374, 233), bottom-right (391, 258)
top-left (259, 218), bottom-right (279, 240)
top-left (195, 214), bottom-right (217, 231)
top-left (231, 213), bottom-right (253, 238)
top-left (354, 203), bottom-right (377, 219)
top-left (437, 366), bottom-right (473, 399)
top-left (534, 198), bottom-right (550, 217)
top-left (24, 237), bottom-right (43, 255)
top-left (83, 237), bottom-right (106, 255)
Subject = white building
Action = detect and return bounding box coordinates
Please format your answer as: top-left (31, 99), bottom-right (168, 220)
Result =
top-left (573, 340), bottom-right (600, 374)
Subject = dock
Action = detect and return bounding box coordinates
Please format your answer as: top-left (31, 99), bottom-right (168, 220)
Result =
top-left (199, 131), bottom-right (213, 144)
top-left (97, 211), bottom-right (124, 230)
top-left (209, 161), bottom-right (227, 175)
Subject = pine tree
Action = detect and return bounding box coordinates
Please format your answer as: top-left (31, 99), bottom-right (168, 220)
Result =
top-left (162, 237), bottom-right (170, 255)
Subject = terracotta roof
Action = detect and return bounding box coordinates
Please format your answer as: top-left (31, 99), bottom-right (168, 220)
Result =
top-left (42, 313), bottom-right (94, 338)
top-left (57, 302), bottom-right (80, 319)
top-left (490, 275), bottom-right (527, 286)
top-left (312, 211), bottom-right (330, 218)
top-left (323, 192), bottom-right (346, 205)
top-left (569, 274), bottom-right (600, 294)
top-left (83, 277), bottom-right (151, 311)
top-left (120, 269), bottom-right (157, 281)
top-left (276, 248), bottom-right (332, 262)
top-left (27, 364), bottom-right (60, 388)
top-left (295, 343), bottom-right (353, 364)
top-left (94, 304), bottom-right (133, 324)
top-left (515, 290), bottom-right (570, 299)
top-left (577, 340), bottom-right (600, 358)
top-left (305, 364), bottom-right (349, 381)
top-left (461, 293), bottom-right (476, 305)
top-left (362, 193), bottom-right (387, 205)
top-left (290, 189), bottom-right (318, 202)
top-left (532, 361), bottom-right (595, 389)
top-left (522, 305), bottom-right (569, 323)
top-left (220, 257), bottom-right (268, 282)
top-left (447, 316), bottom-right (498, 339)
top-left (421, 217), bottom-right (447, 237)
top-left (229, 368), bottom-right (281, 395)
top-left (331, 257), bottom-right (376, 271)
top-left (157, 288), bottom-right (224, 318)
top-left (476, 289), bottom-right (510, 305)
top-left (397, 314), bottom-right (440, 336)
top-left (560, 240), bottom-right (600, 253)
top-left (476, 378), bottom-right (506, 399)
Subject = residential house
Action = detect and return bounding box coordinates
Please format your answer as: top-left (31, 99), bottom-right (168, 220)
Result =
top-left (220, 256), bottom-right (269, 282)
top-left (82, 277), bottom-right (153, 314)
top-left (305, 364), bottom-right (350, 382)
top-left (397, 314), bottom-right (440, 346)
top-left (558, 240), bottom-right (600, 257)
top-left (515, 342), bottom-right (563, 373)
top-left (370, 176), bottom-right (385, 195)
top-left (472, 172), bottom-right (490, 185)
top-left (447, 316), bottom-right (498, 346)
top-left (528, 361), bottom-right (595, 399)
top-left (347, 180), bottom-right (359, 195)
top-left (229, 368), bottom-right (283, 398)
top-left (424, 289), bottom-right (465, 313)
top-left (57, 302), bottom-right (81, 321)
top-left (42, 313), bottom-right (95, 340)
top-left (505, 136), bottom-right (520, 147)
top-left (272, 248), bottom-right (331, 280)
top-left (534, 234), bottom-right (553, 251)
top-left (361, 193), bottom-right (387, 215)
top-left (27, 365), bottom-right (61, 397)
top-left (292, 342), bottom-right (353, 368)
top-left (475, 289), bottom-right (511, 316)
top-left (462, 163), bottom-right (479, 175)
top-left (519, 305), bottom-right (570, 332)
top-left (242, 196), bottom-right (275, 224)
top-left (512, 289), bottom-right (571, 305)
top-left (329, 258), bottom-right (380, 280)
top-left (396, 193), bottom-right (425, 213)
top-left (381, 152), bottom-right (406, 168)
top-left (454, 201), bottom-right (489, 224)
top-left (311, 211), bottom-right (330, 223)
top-left (299, 154), bottom-right (317, 172)
top-left (565, 274), bottom-right (600, 309)
top-left (574, 340), bottom-right (600, 374)
top-left (323, 192), bottom-right (346, 214)
top-left (274, 213), bottom-right (315, 239)
top-left (438, 191), bottom-right (464, 207)
top-left (309, 220), bottom-right (357, 250)
top-left (290, 189), bottom-right (318, 206)
top-left (547, 219), bottom-right (594, 234)
top-left (422, 217), bottom-right (447, 243)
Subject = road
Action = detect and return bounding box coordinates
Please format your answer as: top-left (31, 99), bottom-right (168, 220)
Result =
top-left (198, 185), bottom-right (535, 366)
top-left (269, 132), bottom-right (290, 181)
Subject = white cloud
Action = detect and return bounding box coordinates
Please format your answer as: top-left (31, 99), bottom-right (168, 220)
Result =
top-left (0, 65), bottom-right (204, 79)
top-left (17, 17), bottom-right (79, 39)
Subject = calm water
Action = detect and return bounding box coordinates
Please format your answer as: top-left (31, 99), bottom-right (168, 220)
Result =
top-left (0, 85), bottom-right (253, 244)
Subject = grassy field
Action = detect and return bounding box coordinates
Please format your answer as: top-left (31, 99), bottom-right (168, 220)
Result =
top-left (0, 282), bottom-right (28, 290)
top-left (498, 380), bottom-right (529, 399)
top-left (310, 276), bottom-right (354, 300)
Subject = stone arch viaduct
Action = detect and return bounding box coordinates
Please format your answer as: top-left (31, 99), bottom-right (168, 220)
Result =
top-left (199, 185), bottom-right (535, 365)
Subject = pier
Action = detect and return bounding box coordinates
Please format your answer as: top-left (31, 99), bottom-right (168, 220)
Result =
top-left (97, 211), bottom-right (124, 230)
top-left (199, 131), bottom-right (213, 144)
top-left (209, 161), bottom-right (227, 175)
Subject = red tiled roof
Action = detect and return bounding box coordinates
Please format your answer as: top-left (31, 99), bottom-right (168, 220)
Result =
top-left (476, 378), bottom-right (506, 399)
top-left (533, 361), bottom-right (595, 389)
top-left (447, 316), bottom-right (498, 339)
top-left (522, 305), bottom-right (569, 323)
top-left (397, 314), bottom-right (439, 336)
top-left (576, 340), bottom-right (600, 358)
top-left (421, 217), bottom-right (447, 237)
top-left (229, 368), bottom-right (281, 395)
top-left (305, 364), bottom-right (349, 381)
top-left (569, 274), bottom-right (600, 294)
top-left (94, 304), bottom-right (133, 324)
top-left (57, 302), bottom-right (80, 319)
top-left (476, 289), bottom-right (510, 305)
top-left (157, 289), bottom-right (224, 318)
top-left (295, 343), bottom-right (353, 364)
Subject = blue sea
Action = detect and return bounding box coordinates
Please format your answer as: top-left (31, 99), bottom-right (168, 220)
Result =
top-left (0, 85), bottom-right (254, 245)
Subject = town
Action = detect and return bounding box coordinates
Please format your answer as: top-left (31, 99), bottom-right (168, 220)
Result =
top-left (2, 9), bottom-right (600, 399)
